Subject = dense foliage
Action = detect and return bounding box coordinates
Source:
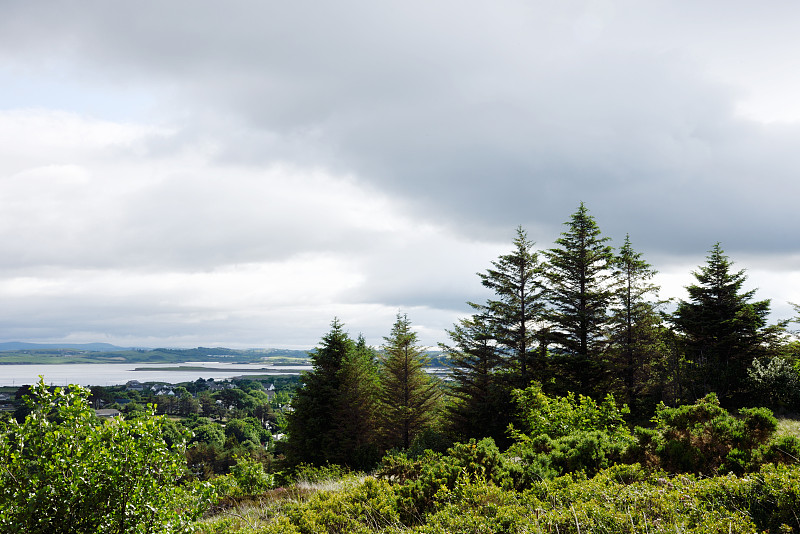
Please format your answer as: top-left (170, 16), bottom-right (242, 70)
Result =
top-left (196, 387), bottom-right (800, 533)
top-left (0, 379), bottom-right (208, 533)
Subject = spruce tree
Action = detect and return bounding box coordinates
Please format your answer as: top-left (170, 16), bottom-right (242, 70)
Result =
top-left (544, 203), bottom-right (614, 397)
top-left (608, 234), bottom-right (664, 411)
top-left (672, 243), bottom-right (771, 402)
top-left (470, 226), bottom-right (546, 386)
top-left (378, 313), bottom-right (441, 450)
top-left (333, 335), bottom-right (381, 469)
top-left (284, 318), bottom-right (353, 466)
top-left (441, 313), bottom-right (508, 443)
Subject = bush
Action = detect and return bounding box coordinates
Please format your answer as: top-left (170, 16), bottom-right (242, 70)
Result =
top-left (378, 438), bottom-right (516, 524)
top-left (508, 429), bottom-right (635, 487)
top-left (748, 356), bottom-right (800, 410)
top-left (505, 384), bottom-right (635, 486)
top-left (282, 477), bottom-right (399, 533)
top-left (510, 382), bottom-right (631, 441)
top-left (230, 455), bottom-right (274, 495)
top-left (754, 434), bottom-right (800, 466)
top-left (635, 394), bottom-right (779, 474)
top-left (0, 378), bottom-right (207, 533)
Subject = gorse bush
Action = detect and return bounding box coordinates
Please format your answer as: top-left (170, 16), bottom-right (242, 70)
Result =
top-left (0, 378), bottom-right (209, 534)
top-left (197, 462), bottom-right (800, 534)
top-left (508, 429), bottom-right (635, 485)
top-left (633, 393), bottom-right (779, 474)
top-left (505, 383), bottom-right (635, 484)
top-left (378, 438), bottom-right (515, 524)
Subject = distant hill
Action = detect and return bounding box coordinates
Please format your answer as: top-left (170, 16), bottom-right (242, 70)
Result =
top-left (0, 344), bottom-right (314, 365)
top-left (0, 342), bottom-right (131, 352)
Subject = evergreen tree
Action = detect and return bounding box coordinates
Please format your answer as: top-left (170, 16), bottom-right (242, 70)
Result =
top-left (544, 203), bottom-right (614, 397)
top-left (608, 234), bottom-right (664, 411)
top-left (441, 314), bottom-right (508, 443)
top-left (672, 243), bottom-right (771, 402)
top-left (378, 313), bottom-right (441, 450)
top-left (332, 335), bottom-right (381, 469)
top-left (470, 226), bottom-right (547, 386)
top-left (284, 318), bottom-right (353, 466)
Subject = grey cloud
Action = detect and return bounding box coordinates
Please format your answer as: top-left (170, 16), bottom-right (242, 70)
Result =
top-left (3, 2), bottom-right (798, 264)
top-left (3, 1), bottom-right (800, 346)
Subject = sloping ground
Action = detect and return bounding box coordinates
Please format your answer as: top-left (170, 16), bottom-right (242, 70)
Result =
top-left (195, 463), bottom-right (800, 534)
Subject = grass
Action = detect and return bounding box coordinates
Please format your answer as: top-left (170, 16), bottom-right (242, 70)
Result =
top-left (777, 416), bottom-right (800, 439)
top-left (195, 477), bottom-right (364, 533)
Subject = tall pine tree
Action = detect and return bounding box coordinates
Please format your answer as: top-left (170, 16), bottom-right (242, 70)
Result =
top-left (378, 313), bottom-right (441, 450)
top-left (608, 234), bottom-right (664, 411)
top-left (441, 313), bottom-right (507, 443)
top-left (469, 226), bottom-right (547, 387)
top-left (544, 203), bottom-right (614, 397)
top-left (284, 319), bottom-right (359, 467)
top-left (332, 335), bottom-right (381, 469)
top-left (672, 243), bottom-right (771, 402)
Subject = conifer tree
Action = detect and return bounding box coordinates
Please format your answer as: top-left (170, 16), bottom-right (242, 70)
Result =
top-left (284, 318), bottom-right (353, 466)
top-left (470, 226), bottom-right (546, 386)
top-left (608, 234), bottom-right (664, 410)
top-left (441, 313), bottom-right (507, 442)
top-left (332, 335), bottom-right (381, 469)
top-left (378, 313), bottom-right (441, 450)
top-left (672, 243), bottom-right (771, 402)
top-left (544, 203), bottom-right (614, 397)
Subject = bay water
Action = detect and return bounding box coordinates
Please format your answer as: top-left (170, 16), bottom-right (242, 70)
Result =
top-left (0, 362), bottom-right (311, 387)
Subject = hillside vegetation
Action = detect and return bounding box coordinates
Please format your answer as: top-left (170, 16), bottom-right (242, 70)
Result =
top-left (4, 203), bottom-right (800, 533)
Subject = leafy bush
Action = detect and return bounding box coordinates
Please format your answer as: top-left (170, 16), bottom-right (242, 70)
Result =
top-left (230, 455), bottom-right (275, 495)
top-left (192, 422), bottom-right (225, 448)
top-left (505, 383), bottom-right (635, 485)
top-left (509, 382), bottom-right (631, 441)
top-left (748, 355), bottom-right (800, 410)
top-left (0, 378), bottom-right (208, 533)
top-left (754, 434), bottom-right (800, 466)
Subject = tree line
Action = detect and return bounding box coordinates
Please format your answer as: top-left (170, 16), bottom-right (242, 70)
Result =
top-left (283, 202), bottom-right (798, 468)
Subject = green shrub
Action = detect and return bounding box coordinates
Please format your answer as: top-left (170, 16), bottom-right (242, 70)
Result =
top-left (229, 455), bottom-right (274, 495)
top-left (0, 378), bottom-right (208, 534)
top-left (549, 430), bottom-right (631, 476)
top-left (192, 422), bottom-right (225, 449)
top-left (754, 434), bottom-right (800, 466)
top-left (510, 382), bottom-right (631, 441)
top-left (378, 438), bottom-right (516, 524)
top-left (283, 477), bottom-right (399, 533)
top-left (748, 355), bottom-right (800, 410)
top-left (636, 394), bottom-right (779, 474)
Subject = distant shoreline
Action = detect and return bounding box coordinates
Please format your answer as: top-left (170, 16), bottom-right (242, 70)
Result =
top-left (132, 365), bottom-right (305, 372)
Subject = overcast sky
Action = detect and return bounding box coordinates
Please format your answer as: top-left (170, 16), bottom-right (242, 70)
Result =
top-left (1, 0), bottom-right (799, 349)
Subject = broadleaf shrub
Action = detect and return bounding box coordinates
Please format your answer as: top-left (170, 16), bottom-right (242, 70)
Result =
top-left (0, 378), bottom-right (208, 534)
top-left (509, 382), bottom-right (631, 441)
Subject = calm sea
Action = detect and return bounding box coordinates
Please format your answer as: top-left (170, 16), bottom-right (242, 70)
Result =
top-left (0, 362), bottom-right (311, 387)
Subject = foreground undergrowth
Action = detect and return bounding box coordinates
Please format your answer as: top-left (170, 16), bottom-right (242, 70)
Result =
top-left (195, 462), bottom-right (800, 533)
top-left (196, 391), bottom-right (800, 533)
